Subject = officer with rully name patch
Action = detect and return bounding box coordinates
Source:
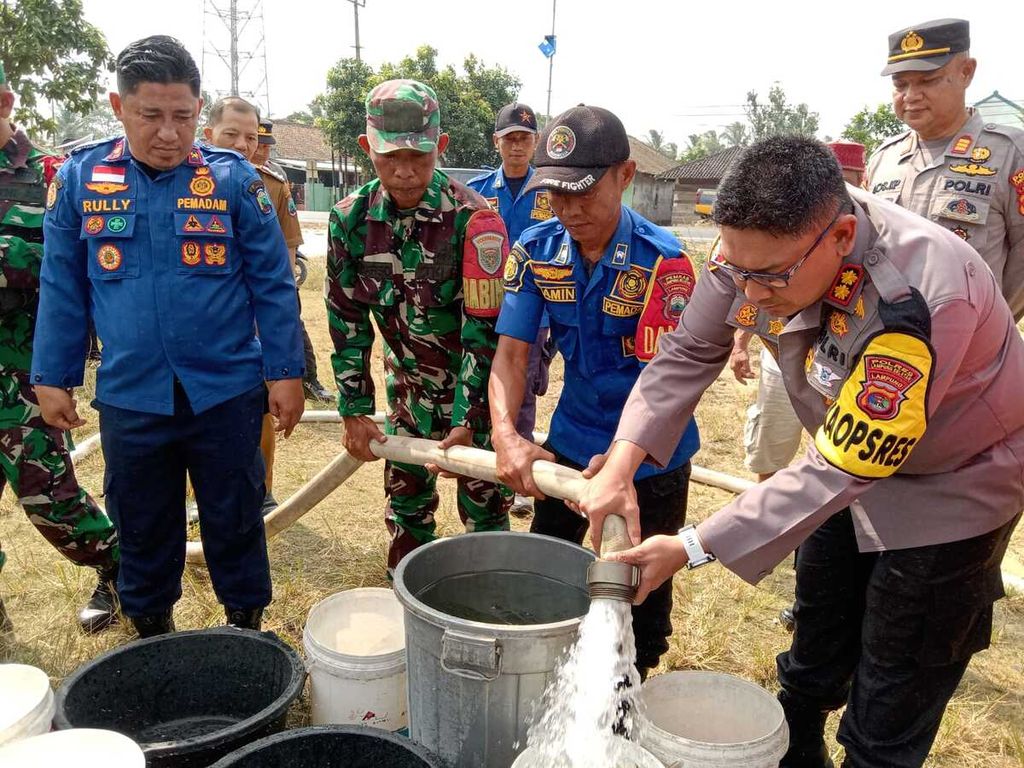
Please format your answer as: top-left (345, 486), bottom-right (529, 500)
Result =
top-left (32, 36), bottom-right (304, 637)
top-left (489, 105), bottom-right (700, 679)
top-left (582, 137), bottom-right (1023, 767)
top-left (867, 18), bottom-right (1024, 318)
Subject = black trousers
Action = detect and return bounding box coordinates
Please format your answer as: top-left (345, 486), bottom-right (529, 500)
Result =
top-left (97, 382), bottom-right (271, 617)
top-left (531, 446), bottom-right (690, 671)
top-left (778, 507), bottom-right (1019, 768)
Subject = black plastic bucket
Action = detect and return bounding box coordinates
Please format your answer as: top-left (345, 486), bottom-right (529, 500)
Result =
top-left (209, 725), bottom-right (441, 767)
top-left (53, 628), bottom-right (306, 768)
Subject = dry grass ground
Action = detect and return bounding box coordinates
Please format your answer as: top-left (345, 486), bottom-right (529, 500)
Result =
top-left (1, 256), bottom-right (1021, 766)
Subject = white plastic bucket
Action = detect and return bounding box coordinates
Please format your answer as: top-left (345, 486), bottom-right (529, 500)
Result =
top-left (0, 664), bottom-right (54, 747)
top-left (639, 671), bottom-right (788, 767)
top-left (0, 728), bottom-right (145, 767)
top-left (512, 742), bottom-right (664, 767)
top-left (303, 587), bottom-right (408, 731)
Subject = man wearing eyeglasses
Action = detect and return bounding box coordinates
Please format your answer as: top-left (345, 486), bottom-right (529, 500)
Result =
top-left (867, 18), bottom-right (1024, 319)
top-left (579, 136), bottom-right (1023, 767)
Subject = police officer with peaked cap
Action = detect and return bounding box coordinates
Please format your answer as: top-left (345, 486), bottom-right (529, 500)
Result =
top-left (31, 36), bottom-right (305, 637)
top-left (579, 136), bottom-right (1022, 766)
top-left (867, 18), bottom-right (1024, 318)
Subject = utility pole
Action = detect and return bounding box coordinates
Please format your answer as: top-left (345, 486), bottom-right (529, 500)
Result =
top-left (546, 0), bottom-right (556, 118)
top-left (348, 0), bottom-right (366, 61)
top-left (202, 0), bottom-right (270, 114)
top-left (229, 0), bottom-right (239, 95)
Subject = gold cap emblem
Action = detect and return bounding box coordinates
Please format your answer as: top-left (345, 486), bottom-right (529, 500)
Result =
top-left (901, 31), bottom-right (924, 53)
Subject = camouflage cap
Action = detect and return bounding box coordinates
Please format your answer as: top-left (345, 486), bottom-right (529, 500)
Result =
top-left (365, 79), bottom-right (440, 154)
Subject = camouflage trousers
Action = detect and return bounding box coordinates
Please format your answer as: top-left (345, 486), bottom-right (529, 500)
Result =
top-left (0, 422), bottom-right (118, 573)
top-left (384, 416), bottom-right (511, 573)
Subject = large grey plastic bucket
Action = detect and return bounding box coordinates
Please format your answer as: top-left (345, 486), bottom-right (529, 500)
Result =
top-left (393, 531), bottom-right (595, 768)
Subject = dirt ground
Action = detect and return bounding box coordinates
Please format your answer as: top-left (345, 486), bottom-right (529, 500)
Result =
top-left (1, 257), bottom-right (1021, 766)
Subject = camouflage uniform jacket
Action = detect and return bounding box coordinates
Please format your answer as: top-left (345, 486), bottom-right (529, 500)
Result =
top-left (326, 169), bottom-right (509, 433)
top-left (0, 127), bottom-right (62, 426)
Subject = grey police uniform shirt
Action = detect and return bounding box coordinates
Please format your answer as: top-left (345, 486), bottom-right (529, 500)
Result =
top-left (866, 111), bottom-right (1024, 319)
top-left (614, 186), bottom-right (1024, 584)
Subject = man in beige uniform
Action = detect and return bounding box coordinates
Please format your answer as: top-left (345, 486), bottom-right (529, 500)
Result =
top-left (867, 18), bottom-right (1024, 318)
top-left (581, 137), bottom-right (1023, 767)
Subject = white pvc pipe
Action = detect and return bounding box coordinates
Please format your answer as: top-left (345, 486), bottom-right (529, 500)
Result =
top-left (69, 432), bottom-right (102, 463)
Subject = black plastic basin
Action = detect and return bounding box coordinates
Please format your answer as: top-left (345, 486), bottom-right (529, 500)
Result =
top-left (54, 628), bottom-right (306, 768)
top-left (209, 725), bottom-right (441, 767)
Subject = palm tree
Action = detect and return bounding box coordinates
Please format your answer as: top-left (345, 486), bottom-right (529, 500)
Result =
top-left (719, 121), bottom-right (750, 148)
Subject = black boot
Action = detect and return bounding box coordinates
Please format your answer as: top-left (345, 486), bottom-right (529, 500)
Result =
top-left (131, 611), bottom-right (175, 638)
top-left (302, 379), bottom-right (333, 404)
top-left (78, 566), bottom-right (120, 634)
top-left (225, 607), bottom-right (264, 630)
top-left (0, 596), bottom-right (12, 634)
top-left (779, 691), bottom-right (834, 768)
top-left (779, 604), bottom-right (796, 633)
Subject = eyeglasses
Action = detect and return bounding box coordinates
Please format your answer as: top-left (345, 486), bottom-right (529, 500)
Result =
top-left (712, 207), bottom-right (847, 288)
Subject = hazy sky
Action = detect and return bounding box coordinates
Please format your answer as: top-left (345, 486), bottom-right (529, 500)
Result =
top-left (80, 0), bottom-right (1021, 146)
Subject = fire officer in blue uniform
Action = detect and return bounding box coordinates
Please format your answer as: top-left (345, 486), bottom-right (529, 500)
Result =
top-left (489, 105), bottom-right (700, 678)
top-left (31, 36), bottom-right (305, 637)
top-left (469, 103), bottom-right (555, 516)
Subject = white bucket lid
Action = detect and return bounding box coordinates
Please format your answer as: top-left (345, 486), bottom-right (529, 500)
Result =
top-left (305, 587), bottom-right (406, 660)
top-left (0, 728), bottom-right (145, 767)
top-left (0, 664), bottom-right (53, 745)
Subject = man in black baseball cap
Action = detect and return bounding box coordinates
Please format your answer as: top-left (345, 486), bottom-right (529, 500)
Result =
top-left (490, 104), bottom-right (701, 680)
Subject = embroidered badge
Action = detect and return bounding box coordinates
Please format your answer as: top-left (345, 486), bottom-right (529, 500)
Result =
top-left (856, 353), bottom-right (924, 421)
top-left (96, 244), bottom-right (122, 271)
top-left (183, 214), bottom-right (205, 233)
top-left (735, 302), bottom-right (758, 327)
top-left (206, 215), bottom-right (227, 235)
top-left (767, 318), bottom-right (785, 337)
top-left (485, 196), bottom-right (499, 213)
top-left (950, 135), bottom-right (972, 155)
top-left (828, 265), bottom-right (863, 307)
top-left (547, 125), bottom-right (576, 160)
top-left (602, 296), bottom-right (642, 318)
top-left (829, 311), bottom-right (849, 338)
top-left (950, 226), bottom-right (970, 241)
top-left (85, 165), bottom-right (128, 195)
top-left (255, 185), bottom-right (273, 215)
top-left (531, 264), bottom-right (573, 281)
top-left (854, 296), bottom-right (865, 319)
top-left (204, 242), bottom-right (227, 265)
top-left (472, 231), bottom-right (506, 276)
top-left (107, 216), bottom-right (127, 234)
top-left (85, 216), bottom-right (104, 235)
top-left (189, 167), bottom-right (215, 197)
top-left (46, 178), bottom-right (60, 210)
top-left (187, 146), bottom-right (204, 166)
top-left (970, 146), bottom-right (991, 162)
top-left (949, 162), bottom-right (997, 177)
top-left (181, 241), bottom-right (201, 266)
top-left (104, 139), bottom-right (126, 162)
top-left (530, 190), bottom-right (553, 221)
top-left (552, 242), bottom-right (570, 265)
top-left (943, 198), bottom-right (979, 222)
top-left (614, 266), bottom-right (648, 301)
top-left (900, 31), bottom-right (924, 53)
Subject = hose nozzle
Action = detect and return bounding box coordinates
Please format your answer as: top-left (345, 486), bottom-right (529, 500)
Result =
top-left (587, 514), bottom-right (640, 602)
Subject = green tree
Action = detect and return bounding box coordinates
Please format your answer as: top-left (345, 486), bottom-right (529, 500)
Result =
top-left (52, 99), bottom-right (120, 144)
top-left (642, 129), bottom-right (678, 160)
top-left (317, 46), bottom-right (521, 173)
top-left (678, 130), bottom-right (725, 163)
top-left (0, 0), bottom-right (112, 138)
top-left (744, 84), bottom-right (819, 140)
top-left (841, 103), bottom-right (905, 156)
top-left (719, 121), bottom-right (750, 148)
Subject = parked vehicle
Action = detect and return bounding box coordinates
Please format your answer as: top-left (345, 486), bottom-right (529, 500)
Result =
top-left (294, 249), bottom-right (309, 287)
top-left (694, 188), bottom-right (718, 219)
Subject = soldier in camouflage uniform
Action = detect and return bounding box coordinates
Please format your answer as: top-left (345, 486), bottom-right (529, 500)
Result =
top-left (0, 62), bottom-right (119, 633)
top-left (326, 79), bottom-right (512, 573)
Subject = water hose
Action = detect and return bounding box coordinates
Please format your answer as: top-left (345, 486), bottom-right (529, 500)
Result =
top-left (586, 515), bottom-right (641, 603)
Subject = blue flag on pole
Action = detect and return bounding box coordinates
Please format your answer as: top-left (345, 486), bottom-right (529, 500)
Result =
top-left (538, 35), bottom-right (556, 58)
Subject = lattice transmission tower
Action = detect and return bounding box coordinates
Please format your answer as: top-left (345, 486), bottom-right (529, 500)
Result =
top-left (201, 0), bottom-right (271, 115)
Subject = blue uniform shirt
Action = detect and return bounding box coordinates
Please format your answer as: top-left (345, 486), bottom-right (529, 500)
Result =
top-left (497, 206), bottom-right (700, 478)
top-left (32, 137), bottom-right (304, 415)
top-left (469, 166), bottom-right (553, 329)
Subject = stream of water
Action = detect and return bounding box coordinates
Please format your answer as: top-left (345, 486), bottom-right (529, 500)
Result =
top-left (524, 598), bottom-right (648, 767)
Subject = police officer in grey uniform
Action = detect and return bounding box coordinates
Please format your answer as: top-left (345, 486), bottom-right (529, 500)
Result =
top-left (867, 18), bottom-right (1024, 318)
top-left (580, 137), bottom-right (1023, 767)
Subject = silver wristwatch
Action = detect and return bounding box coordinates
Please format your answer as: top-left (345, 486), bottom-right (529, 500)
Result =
top-left (678, 524), bottom-right (716, 569)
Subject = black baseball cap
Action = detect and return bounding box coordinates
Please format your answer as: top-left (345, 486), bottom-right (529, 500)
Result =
top-left (495, 102), bottom-right (537, 136)
top-left (258, 118), bottom-right (276, 145)
top-left (881, 19), bottom-right (970, 76)
top-left (526, 105), bottom-right (630, 195)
